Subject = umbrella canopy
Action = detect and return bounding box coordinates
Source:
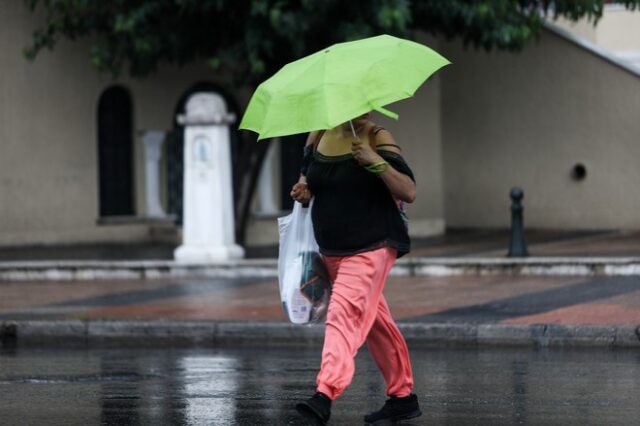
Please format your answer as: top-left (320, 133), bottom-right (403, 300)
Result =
top-left (239, 34), bottom-right (450, 140)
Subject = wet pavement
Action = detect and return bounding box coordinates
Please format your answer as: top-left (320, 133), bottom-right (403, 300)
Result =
top-left (1, 231), bottom-right (639, 424)
top-left (2, 229), bottom-right (640, 327)
top-left (2, 275), bottom-right (640, 326)
top-left (1, 346), bottom-right (639, 425)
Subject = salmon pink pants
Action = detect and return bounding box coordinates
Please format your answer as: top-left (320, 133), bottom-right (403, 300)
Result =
top-left (316, 247), bottom-right (414, 400)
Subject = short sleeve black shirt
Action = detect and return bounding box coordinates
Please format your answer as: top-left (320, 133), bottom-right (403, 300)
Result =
top-left (305, 148), bottom-right (414, 258)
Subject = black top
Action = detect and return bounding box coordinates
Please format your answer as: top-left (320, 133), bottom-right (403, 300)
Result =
top-left (304, 147), bottom-right (415, 258)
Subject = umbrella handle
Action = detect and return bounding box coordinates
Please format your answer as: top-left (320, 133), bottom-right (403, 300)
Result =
top-left (348, 120), bottom-right (359, 140)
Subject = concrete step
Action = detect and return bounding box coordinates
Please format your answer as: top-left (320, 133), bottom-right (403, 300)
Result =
top-left (2, 320), bottom-right (638, 348)
top-left (2, 256), bottom-right (640, 281)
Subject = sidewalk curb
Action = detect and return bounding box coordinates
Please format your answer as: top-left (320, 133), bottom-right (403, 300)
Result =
top-left (1, 320), bottom-right (638, 348)
top-left (2, 257), bottom-right (640, 280)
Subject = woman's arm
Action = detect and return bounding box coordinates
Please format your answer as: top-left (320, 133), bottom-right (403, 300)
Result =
top-left (351, 130), bottom-right (416, 203)
top-left (290, 131), bottom-right (319, 203)
top-left (377, 163), bottom-right (416, 203)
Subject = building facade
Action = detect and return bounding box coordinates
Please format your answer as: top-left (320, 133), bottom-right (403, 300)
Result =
top-left (1, 3), bottom-right (639, 250)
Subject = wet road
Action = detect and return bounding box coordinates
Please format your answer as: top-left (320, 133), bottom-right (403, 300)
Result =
top-left (1, 346), bottom-right (639, 425)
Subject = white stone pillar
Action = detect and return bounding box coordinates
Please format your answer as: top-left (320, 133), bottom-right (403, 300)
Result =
top-left (174, 93), bottom-right (245, 263)
top-left (142, 130), bottom-right (167, 218)
top-left (255, 142), bottom-right (279, 215)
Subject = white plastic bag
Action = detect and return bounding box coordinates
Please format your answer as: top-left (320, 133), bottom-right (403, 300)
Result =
top-left (277, 200), bottom-right (331, 324)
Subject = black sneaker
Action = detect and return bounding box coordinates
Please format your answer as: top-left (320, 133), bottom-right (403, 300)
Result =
top-left (364, 393), bottom-right (422, 425)
top-left (296, 392), bottom-right (332, 424)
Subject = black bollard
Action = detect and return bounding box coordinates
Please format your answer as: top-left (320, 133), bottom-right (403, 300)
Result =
top-left (508, 187), bottom-right (529, 257)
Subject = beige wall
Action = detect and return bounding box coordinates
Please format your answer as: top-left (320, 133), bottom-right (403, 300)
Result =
top-left (0, 2), bottom-right (228, 245)
top-left (441, 27), bottom-right (640, 229)
top-left (593, 7), bottom-right (640, 52)
top-left (552, 7), bottom-right (640, 51)
top-left (552, 17), bottom-right (597, 42)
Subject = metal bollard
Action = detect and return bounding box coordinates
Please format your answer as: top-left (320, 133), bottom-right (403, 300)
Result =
top-left (508, 187), bottom-right (529, 257)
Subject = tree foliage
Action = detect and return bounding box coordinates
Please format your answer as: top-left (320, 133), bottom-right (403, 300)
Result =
top-left (25, 1), bottom-right (640, 84)
top-left (24, 0), bottom-right (411, 85)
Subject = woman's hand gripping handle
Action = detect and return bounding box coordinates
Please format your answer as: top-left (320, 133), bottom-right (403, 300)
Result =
top-left (291, 177), bottom-right (312, 206)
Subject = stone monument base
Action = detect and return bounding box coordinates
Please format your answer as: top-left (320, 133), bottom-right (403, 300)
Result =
top-left (174, 244), bottom-right (245, 263)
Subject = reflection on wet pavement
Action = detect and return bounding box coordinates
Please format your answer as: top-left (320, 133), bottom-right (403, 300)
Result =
top-left (1, 346), bottom-right (639, 425)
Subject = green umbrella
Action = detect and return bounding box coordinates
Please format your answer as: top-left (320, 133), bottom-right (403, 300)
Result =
top-left (239, 34), bottom-right (450, 140)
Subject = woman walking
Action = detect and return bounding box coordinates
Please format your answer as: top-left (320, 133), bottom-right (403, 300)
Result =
top-left (291, 112), bottom-right (421, 425)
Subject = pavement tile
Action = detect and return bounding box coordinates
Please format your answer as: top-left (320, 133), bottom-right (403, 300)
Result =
top-left (2, 275), bottom-right (639, 329)
top-left (0, 279), bottom-right (177, 310)
top-left (501, 303), bottom-right (640, 325)
top-left (82, 304), bottom-right (287, 321)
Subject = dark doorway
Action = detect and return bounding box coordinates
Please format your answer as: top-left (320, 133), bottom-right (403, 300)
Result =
top-left (97, 86), bottom-right (134, 216)
top-left (279, 134), bottom-right (306, 211)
